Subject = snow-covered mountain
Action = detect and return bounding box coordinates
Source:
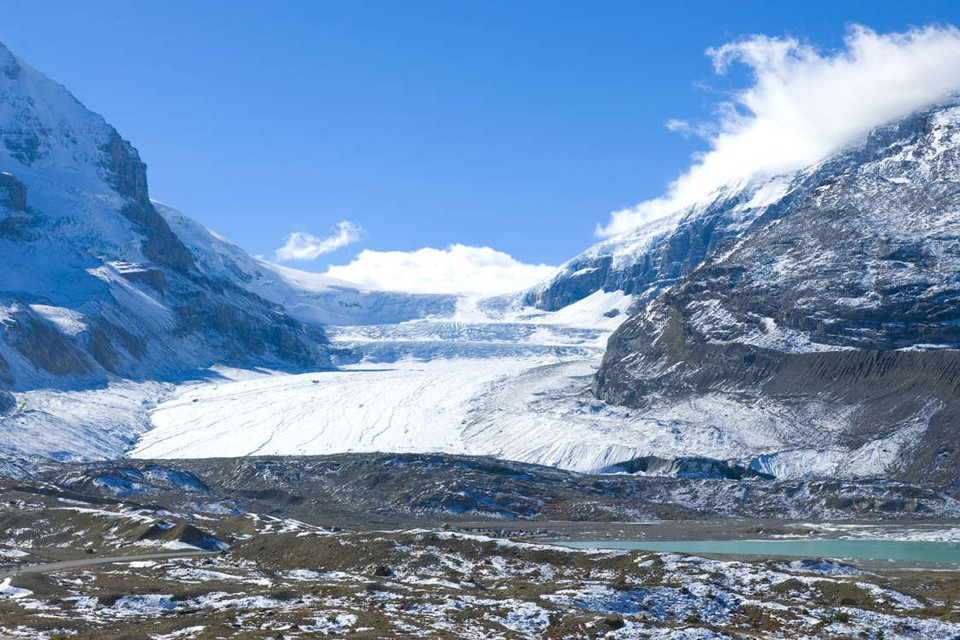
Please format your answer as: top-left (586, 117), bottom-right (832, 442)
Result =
top-left (129, 95), bottom-right (960, 484)
top-left (593, 101), bottom-right (960, 493)
top-left (523, 152), bottom-right (863, 316)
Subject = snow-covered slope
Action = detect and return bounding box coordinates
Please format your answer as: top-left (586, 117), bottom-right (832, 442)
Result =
top-left (157, 202), bottom-right (458, 327)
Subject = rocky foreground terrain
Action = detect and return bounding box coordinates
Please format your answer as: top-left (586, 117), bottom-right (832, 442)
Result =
top-left (0, 454), bottom-right (958, 639)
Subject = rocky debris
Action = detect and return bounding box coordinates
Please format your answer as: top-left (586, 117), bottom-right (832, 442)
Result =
top-left (606, 455), bottom-right (774, 480)
top-left (35, 453), bottom-right (960, 525)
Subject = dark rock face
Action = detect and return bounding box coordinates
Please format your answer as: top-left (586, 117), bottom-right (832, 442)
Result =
top-left (1, 128), bottom-right (43, 165)
top-left (0, 389), bottom-right (14, 414)
top-left (174, 296), bottom-right (329, 369)
top-left (120, 202), bottom-right (196, 274)
top-left (0, 352), bottom-right (9, 385)
top-left (1, 52), bottom-right (19, 79)
top-left (594, 103), bottom-right (960, 493)
top-left (606, 455), bottom-right (774, 480)
top-left (10, 308), bottom-right (91, 376)
top-left (98, 130), bottom-right (197, 275)
top-left (102, 131), bottom-right (149, 203)
top-left (529, 256), bottom-right (614, 310)
top-left (0, 172), bottom-right (34, 242)
top-left (0, 172), bottom-right (25, 210)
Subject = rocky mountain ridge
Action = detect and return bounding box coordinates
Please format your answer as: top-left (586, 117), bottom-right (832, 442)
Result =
top-left (592, 101), bottom-right (960, 494)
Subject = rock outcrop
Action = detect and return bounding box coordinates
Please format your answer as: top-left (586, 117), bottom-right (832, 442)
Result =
top-left (0, 171), bottom-right (25, 211)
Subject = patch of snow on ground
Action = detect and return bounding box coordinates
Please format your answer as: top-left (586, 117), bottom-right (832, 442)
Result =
top-left (151, 626), bottom-right (205, 640)
top-left (0, 578), bottom-right (31, 599)
top-left (788, 523), bottom-right (960, 543)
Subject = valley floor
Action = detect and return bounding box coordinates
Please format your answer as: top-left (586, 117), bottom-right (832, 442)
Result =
top-left (0, 289), bottom-right (937, 484)
top-left (0, 453), bottom-right (958, 638)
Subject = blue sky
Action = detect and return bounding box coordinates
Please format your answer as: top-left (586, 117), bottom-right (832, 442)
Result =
top-left (2, 1), bottom-right (960, 290)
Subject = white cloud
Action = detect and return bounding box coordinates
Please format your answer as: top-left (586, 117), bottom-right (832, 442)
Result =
top-left (324, 244), bottom-right (557, 294)
top-left (275, 221), bottom-right (364, 260)
top-left (599, 24), bottom-right (960, 237)
top-left (664, 118), bottom-right (694, 136)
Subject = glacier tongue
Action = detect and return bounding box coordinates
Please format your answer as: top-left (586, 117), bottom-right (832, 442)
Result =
top-left (129, 289), bottom-right (638, 467)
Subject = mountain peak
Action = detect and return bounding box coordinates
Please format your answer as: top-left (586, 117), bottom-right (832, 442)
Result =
top-left (0, 41), bottom-right (112, 176)
top-left (0, 40), bottom-right (20, 74)
top-left (0, 41), bottom-right (331, 412)
top-left (0, 41), bottom-right (198, 274)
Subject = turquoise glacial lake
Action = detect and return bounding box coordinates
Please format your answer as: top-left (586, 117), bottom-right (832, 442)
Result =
top-left (559, 539), bottom-right (960, 564)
